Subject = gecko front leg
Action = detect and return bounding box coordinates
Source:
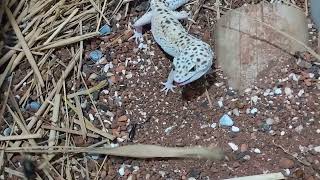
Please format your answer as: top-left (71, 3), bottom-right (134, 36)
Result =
top-left (129, 12), bottom-right (153, 44)
top-left (161, 69), bottom-right (176, 95)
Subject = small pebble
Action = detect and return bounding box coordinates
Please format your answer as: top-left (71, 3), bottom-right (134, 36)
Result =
top-left (263, 89), bottom-right (271, 96)
top-left (250, 108), bottom-right (258, 114)
top-left (88, 113), bottom-right (95, 121)
top-left (253, 148), bottom-right (261, 154)
top-left (210, 123), bottom-right (217, 129)
top-left (159, 171), bottom-right (166, 177)
top-left (103, 62), bottom-right (113, 73)
top-left (99, 24), bottom-right (112, 35)
top-left (298, 89), bottom-right (304, 97)
top-left (274, 88), bottom-right (282, 95)
top-left (243, 155), bottom-right (251, 160)
top-left (232, 108), bottom-right (240, 116)
top-left (284, 87), bottom-right (292, 96)
top-left (266, 118), bottom-right (274, 125)
top-left (88, 73), bottom-right (98, 81)
top-left (164, 126), bottom-right (175, 134)
top-left (240, 144), bottom-right (248, 152)
top-left (283, 169), bottom-right (291, 176)
top-left (118, 165), bottom-right (125, 176)
top-left (316, 129), bottom-right (320, 134)
top-left (228, 142), bottom-right (239, 151)
top-left (231, 126), bottom-right (240, 132)
top-left (3, 127), bottom-right (12, 136)
top-left (26, 101), bottom-right (41, 111)
top-left (279, 158), bottom-right (294, 169)
top-left (89, 50), bottom-right (103, 62)
top-left (217, 100), bottom-right (223, 108)
top-left (314, 146), bottom-right (320, 153)
top-left (251, 96), bottom-right (258, 104)
top-left (219, 114), bottom-right (234, 126)
top-left (295, 125), bottom-right (303, 133)
top-left (118, 115), bottom-right (128, 122)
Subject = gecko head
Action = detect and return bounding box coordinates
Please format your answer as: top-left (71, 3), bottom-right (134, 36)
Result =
top-left (172, 43), bottom-right (213, 86)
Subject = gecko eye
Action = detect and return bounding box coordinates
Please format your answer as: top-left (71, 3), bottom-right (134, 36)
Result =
top-left (190, 66), bottom-right (196, 72)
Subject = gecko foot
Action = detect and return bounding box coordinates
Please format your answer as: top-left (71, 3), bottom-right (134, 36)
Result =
top-left (129, 29), bottom-right (144, 44)
top-left (160, 81), bottom-right (176, 95)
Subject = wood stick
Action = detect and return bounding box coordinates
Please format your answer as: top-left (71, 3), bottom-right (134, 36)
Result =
top-left (44, 8), bottom-right (79, 45)
top-left (26, 50), bottom-right (80, 130)
top-left (5, 6), bottom-right (45, 87)
top-left (42, 125), bottom-right (99, 138)
top-left (35, 32), bottom-right (99, 51)
top-left (48, 94), bottom-right (61, 147)
top-left (0, 133), bottom-right (43, 141)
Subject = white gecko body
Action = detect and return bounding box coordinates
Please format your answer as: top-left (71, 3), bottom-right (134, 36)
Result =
top-left (132, 0), bottom-right (214, 94)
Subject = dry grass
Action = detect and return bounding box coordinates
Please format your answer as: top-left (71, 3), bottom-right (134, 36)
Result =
top-left (0, 0), bottom-right (224, 178)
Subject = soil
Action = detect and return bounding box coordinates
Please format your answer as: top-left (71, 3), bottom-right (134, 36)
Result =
top-left (1, 0), bottom-right (320, 179)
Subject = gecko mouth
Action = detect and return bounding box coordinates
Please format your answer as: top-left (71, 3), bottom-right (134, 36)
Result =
top-left (174, 77), bottom-right (193, 86)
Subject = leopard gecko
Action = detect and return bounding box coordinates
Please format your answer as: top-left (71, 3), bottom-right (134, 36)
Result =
top-left (131, 0), bottom-right (214, 94)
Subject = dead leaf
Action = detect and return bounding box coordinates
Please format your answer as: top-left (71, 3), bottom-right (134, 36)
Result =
top-left (215, 2), bottom-right (308, 92)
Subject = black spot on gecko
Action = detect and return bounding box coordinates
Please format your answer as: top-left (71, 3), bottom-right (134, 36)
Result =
top-left (193, 47), bottom-right (197, 50)
top-left (190, 54), bottom-right (194, 57)
top-left (196, 58), bottom-right (201, 62)
top-left (201, 61), bottom-right (208, 65)
top-left (165, 20), bottom-right (171, 24)
top-left (184, 52), bottom-right (188, 55)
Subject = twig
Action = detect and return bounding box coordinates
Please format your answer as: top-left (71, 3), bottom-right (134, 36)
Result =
top-left (34, 32), bottom-right (99, 51)
top-left (74, 96), bottom-right (87, 139)
top-left (0, 133), bottom-right (43, 141)
top-left (44, 8), bottom-right (79, 45)
top-left (67, 80), bottom-right (108, 99)
top-left (42, 125), bottom-right (100, 138)
top-left (26, 49), bottom-right (80, 131)
top-left (5, 6), bottom-right (45, 87)
top-left (272, 140), bottom-right (311, 166)
top-left (88, 0), bottom-right (110, 25)
top-left (48, 94), bottom-right (61, 147)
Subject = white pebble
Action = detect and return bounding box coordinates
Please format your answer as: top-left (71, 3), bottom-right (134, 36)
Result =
top-left (309, 73), bottom-right (315, 78)
top-left (280, 131), bottom-right (285, 136)
top-left (118, 165), bottom-right (125, 176)
top-left (217, 99), bottom-right (223, 108)
top-left (295, 125), bottom-right (303, 133)
top-left (316, 129), bottom-right (320, 134)
top-left (251, 96), bottom-right (258, 104)
top-left (284, 87), bottom-right (292, 96)
top-left (266, 118), bottom-right (274, 125)
top-left (231, 126), bottom-right (240, 132)
top-left (253, 148), bottom-right (261, 154)
top-left (314, 146), bottom-right (320, 153)
top-left (263, 89), bottom-right (271, 96)
top-left (89, 113), bottom-right (95, 121)
top-left (125, 72), bottom-right (133, 79)
top-left (228, 142), bottom-right (239, 151)
top-left (210, 123), bottom-right (217, 129)
top-left (250, 108), bottom-right (258, 114)
top-left (298, 89), bottom-right (304, 97)
top-left (164, 126), bottom-right (175, 134)
top-left (274, 88), bottom-right (282, 95)
top-left (243, 155), bottom-right (251, 160)
top-left (289, 73), bottom-right (299, 81)
top-left (232, 108), bottom-right (240, 116)
top-left (284, 169), bottom-right (291, 176)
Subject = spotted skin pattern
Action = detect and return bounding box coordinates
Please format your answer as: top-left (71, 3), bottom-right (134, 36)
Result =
top-left (132, 0), bottom-right (214, 94)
